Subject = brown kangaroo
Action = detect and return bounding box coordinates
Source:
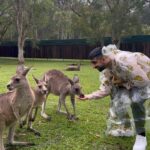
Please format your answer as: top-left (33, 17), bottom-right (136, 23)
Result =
top-left (65, 63), bottom-right (81, 71)
top-left (0, 66), bottom-right (34, 150)
top-left (41, 69), bottom-right (84, 120)
top-left (20, 75), bottom-right (48, 136)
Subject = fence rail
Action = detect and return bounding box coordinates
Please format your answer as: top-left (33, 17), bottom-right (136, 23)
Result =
top-left (0, 35), bottom-right (150, 59)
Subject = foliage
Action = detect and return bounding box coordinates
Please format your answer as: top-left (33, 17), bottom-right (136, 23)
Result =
top-left (0, 0), bottom-right (14, 40)
top-left (0, 0), bottom-right (149, 48)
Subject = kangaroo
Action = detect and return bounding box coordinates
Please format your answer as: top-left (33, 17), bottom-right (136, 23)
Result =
top-left (0, 66), bottom-right (34, 150)
top-left (21, 75), bottom-right (48, 136)
top-left (41, 69), bottom-right (84, 120)
top-left (65, 63), bottom-right (80, 71)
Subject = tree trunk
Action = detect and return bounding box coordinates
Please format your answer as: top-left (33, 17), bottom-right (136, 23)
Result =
top-left (18, 44), bottom-right (25, 64)
top-left (13, 0), bottom-right (27, 64)
top-left (17, 27), bottom-right (25, 64)
top-left (111, 28), bottom-right (121, 48)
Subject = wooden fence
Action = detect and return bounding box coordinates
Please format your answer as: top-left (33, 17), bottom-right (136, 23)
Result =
top-left (0, 36), bottom-right (149, 59)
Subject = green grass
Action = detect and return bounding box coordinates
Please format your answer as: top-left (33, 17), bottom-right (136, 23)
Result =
top-left (0, 58), bottom-right (149, 150)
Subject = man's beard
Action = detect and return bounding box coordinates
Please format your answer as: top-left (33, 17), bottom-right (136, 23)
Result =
top-left (96, 65), bottom-right (105, 72)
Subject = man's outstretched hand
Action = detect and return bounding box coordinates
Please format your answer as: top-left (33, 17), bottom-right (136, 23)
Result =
top-left (78, 94), bottom-right (89, 100)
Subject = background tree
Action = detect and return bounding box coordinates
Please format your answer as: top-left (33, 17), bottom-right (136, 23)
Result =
top-left (0, 0), bottom-right (13, 40)
top-left (0, 0), bottom-right (149, 48)
top-left (11, 0), bottom-right (33, 64)
top-left (140, 2), bottom-right (150, 34)
top-left (104, 0), bottom-right (146, 47)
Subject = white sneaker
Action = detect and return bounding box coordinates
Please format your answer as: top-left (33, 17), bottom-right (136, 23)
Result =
top-left (133, 135), bottom-right (147, 150)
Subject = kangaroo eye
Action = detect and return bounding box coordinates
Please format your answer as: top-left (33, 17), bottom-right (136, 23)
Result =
top-left (75, 88), bottom-right (79, 92)
top-left (38, 85), bottom-right (42, 89)
top-left (15, 78), bottom-right (20, 82)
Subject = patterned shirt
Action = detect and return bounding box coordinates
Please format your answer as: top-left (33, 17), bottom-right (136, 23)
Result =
top-left (87, 45), bottom-right (150, 99)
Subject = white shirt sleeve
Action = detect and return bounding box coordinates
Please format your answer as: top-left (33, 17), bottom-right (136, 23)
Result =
top-left (86, 69), bottom-right (112, 99)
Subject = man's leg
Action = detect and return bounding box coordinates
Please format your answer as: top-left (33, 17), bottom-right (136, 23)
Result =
top-left (107, 87), bottom-right (133, 137)
top-left (116, 88), bottom-right (133, 130)
top-left (130, 88), bottom-right (147, 150)
top-left (131, 102), bottom-right (146, 136)
top-left (105, 86), bottom-right (117, 135)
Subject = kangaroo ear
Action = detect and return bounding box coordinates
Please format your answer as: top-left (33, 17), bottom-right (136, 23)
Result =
top-left (22, 67), bottom-right (31, 76)
top-left (73, 75), bottom-right (79, 83)
top-left (32, 75), bottom-right (39, 84)
top-left (68, 78), bottom-right (74, 85)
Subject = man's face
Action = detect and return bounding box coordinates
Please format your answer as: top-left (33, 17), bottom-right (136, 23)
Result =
top-left (91, 56), bottom-right (110, 72)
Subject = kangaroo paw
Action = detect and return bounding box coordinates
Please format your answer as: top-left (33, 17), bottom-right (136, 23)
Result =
top-left (56, 110), bottom-right (67, 115)
top-left (27, 128), bottom-right (41, 137)
top-left (34, 131), bottom-right (41, 137)
top-left (67, 114), bottom-right (75, 121)
top-left (41, 113), bottom-right (51, 121)
top-left (74, 116), bottom-right (79, 120)
top-left (22, 120), bottom-right (27, 125)
top-left (68, 114), bottom-right (79, 121)
top-left (29, 117), bottom-right (35, 122)
top-left (19, 122), bottom-right (23, 128)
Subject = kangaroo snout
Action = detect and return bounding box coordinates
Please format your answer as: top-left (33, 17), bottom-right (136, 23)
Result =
top-left (79, 93), bottom-right (85, 98)
top-left (7, 84), bottom-right (13, 91)
top-left (43, 90), bottom-right (48, 94)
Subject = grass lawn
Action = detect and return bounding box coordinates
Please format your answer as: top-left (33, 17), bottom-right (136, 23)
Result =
top-left (0, 58), bottom-right (149, 150)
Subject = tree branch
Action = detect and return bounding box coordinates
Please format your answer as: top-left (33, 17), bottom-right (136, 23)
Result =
top-left (105, 0), bottom-right (113, 12)
top-left (0, 21), bottom-right (12, 40)
top-left (0, 5), bottom-right (12, 17)
top-left (70, 6), bottom-right (82, 17)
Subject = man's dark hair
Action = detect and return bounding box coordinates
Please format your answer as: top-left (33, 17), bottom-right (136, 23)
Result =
top-left (88, 47), bottom-right (102, 59)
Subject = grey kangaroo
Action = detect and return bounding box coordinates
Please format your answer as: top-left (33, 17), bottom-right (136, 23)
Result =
top-left (0, 66), bottom-right (34, 150)
top-left (21, 75), bottom-right (48, 136)
top-left (65, 63), bottom-right (80, 71)
top-left (41, 69), bottom-right (84, 120)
